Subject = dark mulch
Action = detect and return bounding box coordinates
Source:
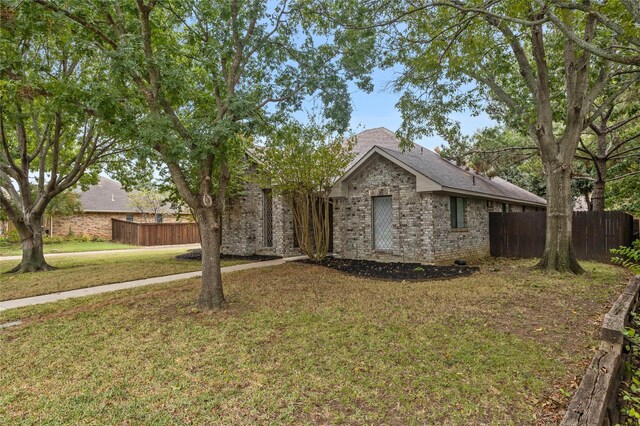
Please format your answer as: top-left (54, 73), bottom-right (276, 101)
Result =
top-left (297, 256), bottom-right (479, 281)
top-left (175, 249), bottom-right (281, 262)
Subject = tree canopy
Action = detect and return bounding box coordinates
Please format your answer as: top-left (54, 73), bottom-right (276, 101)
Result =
top-left (0, 2), bottom-right (126, 271)
top-left (33, 0), bottom-right (374, 309)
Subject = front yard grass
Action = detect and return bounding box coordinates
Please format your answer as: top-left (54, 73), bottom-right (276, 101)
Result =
top-left (0, 249), bottom-right (243, 301)
top-left (0, 240), bottom-right (137, 256)
top-left (0, 259), bottom-right (630, 424)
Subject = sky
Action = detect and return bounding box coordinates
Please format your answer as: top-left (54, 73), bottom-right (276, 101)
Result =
top-left (346, 67), bottom-right (496, 150)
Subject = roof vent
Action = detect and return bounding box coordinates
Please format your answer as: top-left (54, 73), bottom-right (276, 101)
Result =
top-left (111, 194), bottom-right (115, 202)
top-left (420, 147), bottom-right (423, 154)
top-left (472, 176), bottom-right (476, 185)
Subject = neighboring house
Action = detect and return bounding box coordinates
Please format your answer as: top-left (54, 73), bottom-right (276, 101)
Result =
top-left (48, 177), bottom-right (181, 239)
top-left (221, 127), bottom-right (546, 263)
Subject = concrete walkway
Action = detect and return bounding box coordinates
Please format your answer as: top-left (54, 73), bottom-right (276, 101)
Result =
top-left (0, 243), bottom-right (201, 262)
top-left (0, 256), bottom-right (306, 312)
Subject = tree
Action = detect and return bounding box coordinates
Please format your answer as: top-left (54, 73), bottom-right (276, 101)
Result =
top-left (258, 121), bottom-right (354, 260)
top-left (45, 190), bottom-right (83, 235)
top-left (575, 90), bottom-right (640, 210)
top-left (337, 0), bottom-right (640, 273)
top-left (439, 127), bottom-right (545, 197)
top-left (606, 159), bottom-right (640, 215)
top-left (0, 3), bottom-right (122, 272)
top-left (127, 186), bottom-right (167, 223)
top-left (35, 0), bottom-right (374, 309)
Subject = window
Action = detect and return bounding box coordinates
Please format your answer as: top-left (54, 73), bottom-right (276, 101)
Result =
top-left (502, 203), bottom-right (510, 213)
top-left (373, 196), bottom-right (393, 250)
top-left (262, 189), bottom-right (273, 247)
top-left (450, 197), bottom-right (466, 228)
top-left (155, 214), bottom-right (163, 223)
top-left (126, 214), bottom-right (134, 222)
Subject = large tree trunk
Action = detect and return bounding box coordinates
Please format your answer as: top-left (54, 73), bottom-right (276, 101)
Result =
top-left (195, 208), bottom-right (226, 310)
top-left (10, 215), bottom-right (54, 273)
top-left (537, 163), bottom-right (584, 273)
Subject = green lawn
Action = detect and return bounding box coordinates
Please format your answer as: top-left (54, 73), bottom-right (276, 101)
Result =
top-left (0, 259), bottom-right (629, 424)
top-left (0, 240), bottom-right (137, 256)
top-left (0, 249), bottom-right (243, 301)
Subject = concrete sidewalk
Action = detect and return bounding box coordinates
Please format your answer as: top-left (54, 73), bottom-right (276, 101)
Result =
top-left (0, 256), bottom-right (306, 312)
top-left (0, 243), bottom-right (201, 262)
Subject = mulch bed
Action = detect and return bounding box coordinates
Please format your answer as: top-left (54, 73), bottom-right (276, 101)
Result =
top-left (297, 256), bottom-right (479, 281)
top-left (175, 249), bottom-right (281, 262)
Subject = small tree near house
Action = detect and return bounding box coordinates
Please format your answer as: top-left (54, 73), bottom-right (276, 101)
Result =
top-left (258, 122), bottom-right (354, 260)
top-left (127, 187), bottom-right (167, 223)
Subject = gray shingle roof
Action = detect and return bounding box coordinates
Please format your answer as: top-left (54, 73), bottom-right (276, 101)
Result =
top-left (348, 128), bottom-right (546, 206)
top-left (76, 177), bottom-right (174, 213)
top-left (75, 177), bottom-right (138, 213)
top-left (350, 127), bottom-right (407, 166)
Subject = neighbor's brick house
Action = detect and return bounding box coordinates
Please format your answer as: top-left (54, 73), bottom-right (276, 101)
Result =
top-left (48, 177), bottom-right (181, 239)
top-left (220, 127), bottom-right (546, 263)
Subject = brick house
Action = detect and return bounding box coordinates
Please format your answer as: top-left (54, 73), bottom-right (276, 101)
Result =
top-left (46, 177), bottom-right (181, 239)
top-left (220, 127), bottom-right (546, 263)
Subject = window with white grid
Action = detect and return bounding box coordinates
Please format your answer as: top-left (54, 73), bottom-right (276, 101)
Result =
top-left (373, 196), bottom-right (393, 250)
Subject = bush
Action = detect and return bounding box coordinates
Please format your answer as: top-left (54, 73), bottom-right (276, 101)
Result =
top-left (0, 230), bottom-right (21, 244)
top-left (0, 232), bottom-right (106, 245)
top-left (612, 240), bottom-right (640, 275)
top-left (44, 234), bottom-right (106, 244)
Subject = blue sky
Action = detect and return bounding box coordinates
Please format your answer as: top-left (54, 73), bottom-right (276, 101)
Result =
top-left (347, 67), bottom-right (496, 150)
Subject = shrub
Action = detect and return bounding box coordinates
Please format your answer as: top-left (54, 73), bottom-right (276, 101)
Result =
top-left (612, 240), bottom-right (640, 275)
top-left (621, 315), bottom-right (640, 423)
top-left (1, 232), bottom-right (107, 245)
top-left (0, 230), bottom-right (21, 244)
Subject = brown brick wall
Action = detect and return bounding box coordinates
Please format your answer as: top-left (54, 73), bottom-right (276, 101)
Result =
top-left (49, 213), bottom-right (181, 240)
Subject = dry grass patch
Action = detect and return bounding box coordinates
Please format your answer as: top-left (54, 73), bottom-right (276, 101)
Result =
top-left (0, 259), bottom-right (629, 425)
top-left (0, 249), bottom-right (243, 301)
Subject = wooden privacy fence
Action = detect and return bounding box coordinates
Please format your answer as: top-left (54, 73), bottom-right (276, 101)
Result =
top-left (111, 219), bottom-right (200, 246)
top-left (489, 211), bottom-right (635, 262)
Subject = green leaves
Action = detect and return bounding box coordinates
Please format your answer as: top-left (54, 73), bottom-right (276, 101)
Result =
top-left (257, 119), bottom-right (354, 195)
top-left (256, 118), bottom-right (353, 260)
top-left (0, 1), bottom-right (119, 210)
top-left (611, 240), bottom-right (640, 275)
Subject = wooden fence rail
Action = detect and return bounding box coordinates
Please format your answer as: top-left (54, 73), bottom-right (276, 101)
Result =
top-left (489, 211), bottom-right (635, 262)
top-left (111, 219), bottom-right (200, 246)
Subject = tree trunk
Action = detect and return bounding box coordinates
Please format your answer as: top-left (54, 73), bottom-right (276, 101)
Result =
top-left (195, 208), bottom-right (226, 310)
top-left (592, 136), bottom-right (607, 211)
top-left (10, 215), bottom-right (54, 273)
top-left (591, 178), bottom-right (605, 211)
top-left (537, 163), bottom-right (584, 273)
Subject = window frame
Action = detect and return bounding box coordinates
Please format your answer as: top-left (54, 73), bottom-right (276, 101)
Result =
top-left (450, 196), bottom-right (466, 229)
top-left (372, 195), bottom-right (393, 251)
top-left (262, 188), bottom-right (273, 248)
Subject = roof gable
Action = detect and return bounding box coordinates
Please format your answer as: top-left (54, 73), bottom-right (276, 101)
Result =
top-left (332, 147), bottom-right (442, 197)
top-left (334, 128), bottom-right (546, 207)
